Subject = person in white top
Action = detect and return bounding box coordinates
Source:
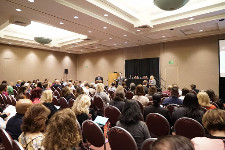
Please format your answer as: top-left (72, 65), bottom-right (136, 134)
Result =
top-left (132, 84), bottom-right (149, 106)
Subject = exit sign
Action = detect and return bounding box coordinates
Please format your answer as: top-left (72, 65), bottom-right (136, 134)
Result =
top-left (169, 60), bottom-right (174, 64)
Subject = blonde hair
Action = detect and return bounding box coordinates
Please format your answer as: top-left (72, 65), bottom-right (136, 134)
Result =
top-left (43, 108), bottom-right (81, 150)
top-left (150, 75), bottom-right (154, 80)
top-left (116, 85), bottom-right (124, 93)
top-left (41, 90), bottom-right (53, 103)
top-left (96, 83), bottom-right (104, 93)
top-left (197, 92), bottom-right (211, 107)
top-left (72, 94), bottom-right (91, 115)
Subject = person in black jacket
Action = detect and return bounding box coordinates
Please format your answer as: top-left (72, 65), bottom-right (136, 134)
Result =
top-left (144, 93), bottom-right (171, 125)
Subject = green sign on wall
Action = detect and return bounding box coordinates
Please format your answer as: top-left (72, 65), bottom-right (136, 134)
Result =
top-left (169, 60), bottom-right (174, 64)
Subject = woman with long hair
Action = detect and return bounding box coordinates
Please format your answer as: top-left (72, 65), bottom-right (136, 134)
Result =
top-left (18, 104), bottom-right (50, 150)
top-left (16, 85), bottom-right (28, 100)
top-left (94, 83), bottom-right (110, 107)
top-left (117, 100), bottom-right (150, 150)
top-left (72, 94), bottom-right (91, 126)
top-left (43, 108), bottom-right (81, 150)
top-left (172, 93), bottom-right (205, 125)
top-left (197, 92), bottom-right (216, 110)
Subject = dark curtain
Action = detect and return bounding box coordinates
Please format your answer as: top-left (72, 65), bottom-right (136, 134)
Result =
top-left (125, 58), bottom-right (160, 87)
top-left (219, 77), bottom-right (225, 100)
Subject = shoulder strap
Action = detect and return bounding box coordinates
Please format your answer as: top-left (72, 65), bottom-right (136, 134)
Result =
top-left (25, 134), bottom-right (43, 150)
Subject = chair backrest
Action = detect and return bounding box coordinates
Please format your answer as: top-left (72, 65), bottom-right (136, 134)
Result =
top-left (125, 91), bottom-right (134, 100)
top-left (82, 120), bottom-right (106, 149)
top-left (2, 94), bottom-right (8, 105)
top-left (108, 126), bottom-right (138, 150)
top-left (12, 140), bottom-right (24, 150)
top-left (13, 89), bottom-right (18, 97)
top-left (0, 94), bottom-right (5, 106)
top-left (210, 101), bottom-right (219, 108)
top-left (93, 96), bottom-right (104, 110)
top-left (52, 96), bottom-right (60, 106)
top-left (104, 106), bottom-right (121, 126)
top-left (108, 90), bottom-right (114, 100)
top-left (136, 100), bottom-right (144, 115)
top-left (54, 90), bottom-right (60, 99)
top-left (51, 86), bottom-right (56, 92)
top-left (166, 104), bottom-right (178, 116)
top-left (59, 97), bottom-right (69, 109)
top-left (174, 117), bottom-right (206, 139)
top-left (68, 98), bottom-right (75, 108)
top-left (141, 138), bottom-right (157, 150)
top-left (145, 113), bottom-right (170, 138)
top-left (6, 96), bottom-right (12, 105)
top-left (25, 92), bottom-right (31, 99)
top-left (11, 97), bottom-right (17, 106)
top-left (56, 87), bottom-right (61, 95)
top-left (0, 128), bottom-right (13, 150)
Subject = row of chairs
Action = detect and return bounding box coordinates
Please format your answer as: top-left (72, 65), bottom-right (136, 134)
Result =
top-left (52, 97), bottom-right (75, 109)
top-left (0, 128), bottom-right (23, 150)
top-left (0, 94), bottom-right (17, 107)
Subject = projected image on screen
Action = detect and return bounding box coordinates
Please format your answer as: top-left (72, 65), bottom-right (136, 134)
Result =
top-left (219, 40), bottom-right (225, 77)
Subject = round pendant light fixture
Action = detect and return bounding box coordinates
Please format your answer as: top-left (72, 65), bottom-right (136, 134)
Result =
top-left (154, 0), bottom-right (189, 11)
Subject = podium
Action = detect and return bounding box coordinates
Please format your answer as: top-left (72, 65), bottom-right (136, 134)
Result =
top-left (108, 73), bottom-right (119, 87)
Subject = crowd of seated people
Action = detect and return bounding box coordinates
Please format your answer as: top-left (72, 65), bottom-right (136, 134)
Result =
top-left (0, 78), bottom-right (225, 150)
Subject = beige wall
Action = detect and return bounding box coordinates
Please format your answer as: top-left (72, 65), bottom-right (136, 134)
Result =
top-left (0, 44), bottom-right (77, 83)
top-left (77, 34), bottom-right (224, 95)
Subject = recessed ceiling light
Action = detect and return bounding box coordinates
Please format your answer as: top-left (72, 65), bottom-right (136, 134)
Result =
top-left (125, 42), bottom-right (128, 44)
top-left (137, 30), bottom-right (141, 32)
top-left (104, 14), bottom-right (108, 17)
top-left (88, 31), bottom-right (92, 33)
top-left (189, 18), bottom-right (194, 21)
top-left (80, 50), bottom-right (83, 51)
top-left (113, 44), bottom-right (117, 45)
top-left (162, 35), bottom-right (166, 38)
top-left (28, 0), bottom-right (34, 2)
top-left (199, 29), bottom-right (203, 32)
top-left (8, 43), bottom-right (11, 44)
top-left (123, 34), bottom-right (127, 37)
top-left (74, 16), bottom-right (78, 19)
top-left (16, 9), bottom-right (22, 11)
top-left (60, 22), bottom-right (64, 24)
top-left (109, 37), bottom-right (112, 39)
top-left (96, 47), bottom-right (98, 48)
top-left (103, 26), bottom-right (107, 29)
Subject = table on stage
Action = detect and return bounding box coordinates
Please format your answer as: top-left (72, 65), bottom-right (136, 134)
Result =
top-left (125, 78), bottom-right (149, 87)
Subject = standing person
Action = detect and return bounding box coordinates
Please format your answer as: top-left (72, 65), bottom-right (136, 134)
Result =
top-left (95, 74), bottom-right (103, 83)
top-left (149, 75), bottom-right (156, 87)
top-left (116, 72), bottom-right (125, 86)
top-left (117, 100), bottom-right (150, 150)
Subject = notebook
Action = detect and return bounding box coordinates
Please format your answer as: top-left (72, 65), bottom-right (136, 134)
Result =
top-left (94, 116), bottom-right (109, 125)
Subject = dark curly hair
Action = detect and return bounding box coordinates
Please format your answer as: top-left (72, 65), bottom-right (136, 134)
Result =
top-left (119, 100), bottom-right (142, 125)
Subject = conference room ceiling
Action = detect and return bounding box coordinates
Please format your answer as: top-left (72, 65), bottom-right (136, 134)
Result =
top-left (0, 0), bottom-right (225, 54)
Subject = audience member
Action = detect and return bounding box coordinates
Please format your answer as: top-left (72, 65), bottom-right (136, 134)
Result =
top-left (67, 82), bottom-right (75, 93)
top-left (40, 90), bottom-right (58, 119)
top-left (109, 90), bottom-right (125, 112)
top-left (108, 82), bottom-right (116, 92)
top-left (61, 86), bottom-right (75, 101)
top-left (72, 94), bottom-right (91, 127)
top-left (89, 83), bottom-right (96, 95)
top-left (133, 84), bottom-right (149, 106)
top-left (94, 83), bottom-right (110, 107)
top-left (129, 82), bottom-right (136, 94)
top-left (162, 87), bottom-right (183, 106)
top-left (30, 88), bottom-right (42, 104)
top-left (145, 86), bottom-right (157, 99)
top-left (150, 135), bottom-right (194, 150)
top-left (172, 93), bottom-right (205, 125)
top-left (144, 93), bottom-right (171, 125)
top-left (6, 99), bottom-right (32, 140)
top-left (19, 104), bottom-right (50, 150)
top-left (95, 74), bottom-right (103, 83)
top-left (51, 80), bottom-right (61, 89)
top-left (7, 82), bottom-right (14, 95)
top-left (16, 86), bottom-right (28, 100)
top-left (190, 84), bottom-right (199, 94)
top-left (206, 89), bottom-right (223, 109)
top-left (0, 83), bottom-right (8, 96)
top-left (43, 108), bottom-right (81, 150)
top-left (83, 83), bottom-right (90, 95)
top-left (117, 100), bottom-right (150, 150)
top-left (191, 109), bottom-right (225, 150)
top-left (179, 88), bottom-right (189, 100)
top-left (143, 80), bottom-right (149, 94)
top-left (74, 87), bottom-right (84, 99)
top-left (162, 85), bottom-right (172, 97)
top-left (197, 92), bottom-right (216, 110)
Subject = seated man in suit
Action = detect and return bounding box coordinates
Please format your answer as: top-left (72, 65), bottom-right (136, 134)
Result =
top-left (95, 74), bottom-right (103, 83)
top-left (5, 99), bottom-right (33, 140)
